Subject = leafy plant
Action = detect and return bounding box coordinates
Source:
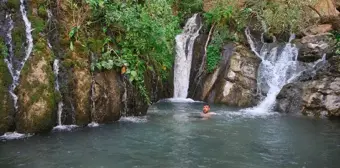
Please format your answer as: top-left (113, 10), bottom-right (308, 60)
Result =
top-left (203, 1), bottom-right (247, 73)
top-left (331, 31), bottom-right (340, 55)
top-left (87, 0), bottom-right (180, 104)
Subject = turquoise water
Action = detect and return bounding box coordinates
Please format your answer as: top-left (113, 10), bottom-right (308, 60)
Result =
top-left (1, 102), bottom-right (340, 168)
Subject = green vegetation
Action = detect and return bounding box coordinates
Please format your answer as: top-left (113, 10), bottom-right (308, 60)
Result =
top-left (58, 0), bottom-right (321, 102)
top-left (203, 0), bottom-right (318, 72)
top-left (174, 0), bottom-right (203, 21)
top-left (204, 0), bottom-right (249, 72)
top-left (332, 31), bottom-right (340, 55)
top-left (86, 0), bottom-right (180, 104)
top-left (0, 38), bottom-right (12, 133)
top-left (246, 0), bottom-right (317, 34)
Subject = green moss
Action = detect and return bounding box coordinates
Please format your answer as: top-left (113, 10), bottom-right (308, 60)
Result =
top-left (16, 37), bottom-right (57, 133)
top-left (0, 38), bottom-right (13, 133)
top-left (6, 0), bottom-right (20, 10)
top-left (29, 15), bottom-right (46, 38)
top-left (38, 5), bottom-right (47, 18)
top-left (12, 26), bottom-right (25, 59)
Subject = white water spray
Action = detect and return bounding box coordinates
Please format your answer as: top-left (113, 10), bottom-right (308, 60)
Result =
top-left (245, 28), bottom-right (326, 113)
top-left (173, 14), bottom-right (202, 98)
top-left (245, 28), bottom-right (299, 113)
top-left (5, 0), bottom-right (34, 110)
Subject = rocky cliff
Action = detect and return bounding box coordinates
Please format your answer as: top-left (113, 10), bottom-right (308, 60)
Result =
top-left (189, 43), bottom-right (260, 107)
top-left (0, 0), bottom-right (171, 134)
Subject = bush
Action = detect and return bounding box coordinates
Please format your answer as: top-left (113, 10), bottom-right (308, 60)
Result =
top-left (87, 0), bottom-right (180, 104)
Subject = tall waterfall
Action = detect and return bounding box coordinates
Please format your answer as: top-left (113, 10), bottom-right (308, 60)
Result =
top-left (173, 14), bottom-right (202, 98)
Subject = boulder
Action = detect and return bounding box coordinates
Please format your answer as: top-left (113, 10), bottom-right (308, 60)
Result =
top-left (276, 56), bottom-right (340, 117)
top-left (296, 33), bottom-right (336, 62)
top-left (201, 44), bottom-right (261, 107)
top-left (314, 0), bottom-right (339, 17)
top-left (72, 65), bottom-right (92, 125)
top-left (92, 71), bottom-right (122, 123)
top-left (16, 38), bottom-right (56, 133)
top-left (304, 24), bottom-right (333, 35)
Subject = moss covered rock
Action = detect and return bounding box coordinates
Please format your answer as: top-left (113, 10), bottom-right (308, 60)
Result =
top-left (16, 37), bottom-right (56, 133)
top-left (201, 43), bottom-right (261, 107)
top-left (15, 1), bottom-right (56, 133)
top-left (92, 71), bottom-right (122, 123)
top-left (0, 39), bottom-right (14, 134)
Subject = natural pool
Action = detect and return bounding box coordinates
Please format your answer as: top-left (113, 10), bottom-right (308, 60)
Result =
top-left (1, 101), bottom-right (340, 168)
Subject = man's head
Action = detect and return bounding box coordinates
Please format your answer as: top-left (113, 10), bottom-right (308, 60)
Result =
top-left (203, 104), bottom-right (210, 114)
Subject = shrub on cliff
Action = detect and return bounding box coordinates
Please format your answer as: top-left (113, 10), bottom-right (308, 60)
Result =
top-left (86, 0), bottom-right (180, 104)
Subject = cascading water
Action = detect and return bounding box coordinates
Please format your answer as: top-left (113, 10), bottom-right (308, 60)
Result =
top-left (4, 14), bottom-right (16, 103)
top-left (52, 60), bottom-right (77, 130)
top-left (0, 0), bottom-right (34, 139)
top-left (173, 14), bottom-right (202, 99)
top-left (245, 28), bottom-right (326, 113)
top-left (4, 0), bottom-right (34, 110)
top-left (53, 59), bottom-right (63, 126)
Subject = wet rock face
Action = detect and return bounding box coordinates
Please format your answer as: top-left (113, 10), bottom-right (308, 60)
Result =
top-left (72, 66), bottom-right (92, 126)
top-left (297, 34), bottom-right (336, 62)
top-left (212, 45), bottom-right (260, 106)
top-left (277, 56), bottom-right (340, 117)
top-left (0, 2), bottom-right (14, 134)
top-left (16, 39), bottom-right (56, 133)
top-left (15, 1), bottom-right (57, 133)
top-left (200, 44), bottom-right (261, 107)
top-left (92, 71), bottom-right (122, 123)
top-left (188, 28), bottom-right (208, 99)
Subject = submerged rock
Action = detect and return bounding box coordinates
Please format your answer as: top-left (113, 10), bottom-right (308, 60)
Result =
top-left (277, 56), bottom-right (340, 117)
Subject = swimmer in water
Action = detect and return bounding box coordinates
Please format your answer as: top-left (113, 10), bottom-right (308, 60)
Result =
top-left (200, 104), bottom-right (216, 119)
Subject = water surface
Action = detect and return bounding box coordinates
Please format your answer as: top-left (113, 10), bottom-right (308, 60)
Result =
top-left (1, 102), bottom-right (340, 168)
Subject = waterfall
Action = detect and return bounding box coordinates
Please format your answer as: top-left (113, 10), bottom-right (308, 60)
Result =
top-left (245, 28), bottom-right (326, 113)
top-left (53, 59), bottom-right (64, 126)
top-left (4, 14), bottom-right (16, 107)
top-left (173, 14), bottom-right (202, 98)
top-left (4, 0), bottom-right (34, 110)
top-left (122, 77), bottom-right (128, 116)
top-left (52, 59), bottom-right (77, 130)
top-left (246, 27), bottom-right (300, 112)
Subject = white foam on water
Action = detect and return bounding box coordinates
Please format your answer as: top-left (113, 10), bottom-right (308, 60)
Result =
top-left (52, 125), bottom-right (78, 131)
top-left (0, 132), bottom-right (32, 140)
top-left (217, 109), bottom-right (280, 119)
top-left (87, 122), bottom-right (100, 128)
top-left (119, 116), bottom-right (148, 123)
top-left (158, 98), bottom-right (202, 103)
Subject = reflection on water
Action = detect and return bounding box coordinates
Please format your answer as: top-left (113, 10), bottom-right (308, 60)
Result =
top-left (1, 102), bottom-right (340, 168)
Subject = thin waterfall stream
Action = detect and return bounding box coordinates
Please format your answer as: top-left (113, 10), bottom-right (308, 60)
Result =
top-left (0, 0), bottom-right (34, 139)
top-left (53, 59), bottom-right (63, 126)
top-left (5, 0), bottom-right (34, 111)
